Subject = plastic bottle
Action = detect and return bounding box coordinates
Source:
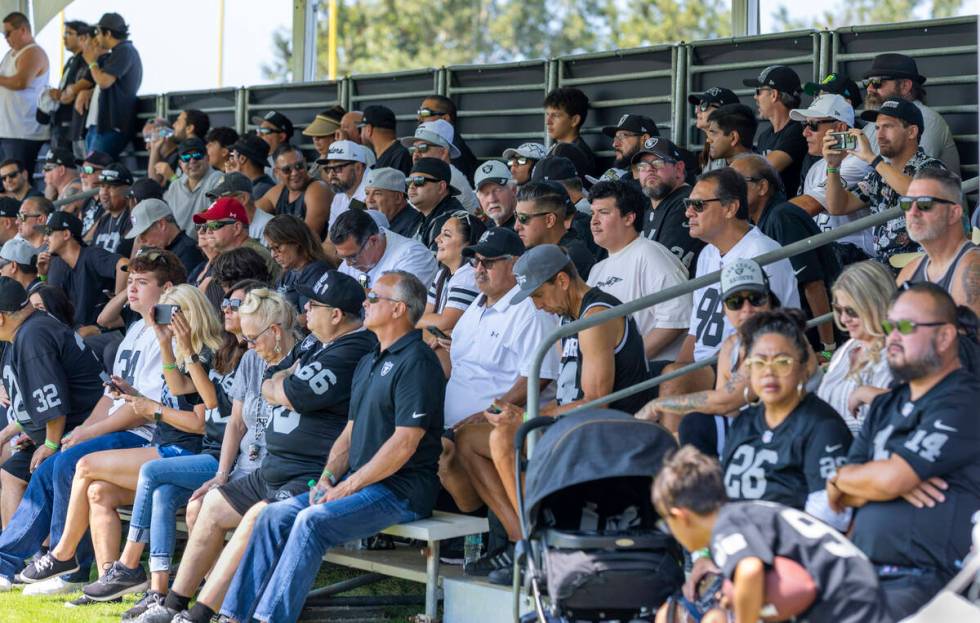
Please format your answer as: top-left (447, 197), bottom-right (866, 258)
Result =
top-left (464, 533), bottom-right (482, 565)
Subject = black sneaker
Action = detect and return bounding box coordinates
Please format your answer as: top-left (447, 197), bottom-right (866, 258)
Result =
top-left (122, 591), bottom-right (166, 621)
top-left (83, 560), bottom-right (148, 601)
top-left (439, 536), bottom-right (466, 565)
top-left (488, 564), bottom-right (517, 586)
top-left (463, 544), bottom-right (513, 577)
top-left (19, 552), bottom-right (79, 583)
top-left (65, 594), bottom-right (120, 607)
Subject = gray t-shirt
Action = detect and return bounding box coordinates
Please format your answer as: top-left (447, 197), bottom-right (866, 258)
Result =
top-left (228, 349), bottom-right (270, 474)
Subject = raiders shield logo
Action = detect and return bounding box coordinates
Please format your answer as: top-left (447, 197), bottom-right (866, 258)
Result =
top-left (380, 361), bottom-right (394, 376)
top-left (643, 137), bottom-right (659, 150)
top-left (617, 113), bottom-right (630, 127)
top-left (481, 163), bottom-right (494, 174)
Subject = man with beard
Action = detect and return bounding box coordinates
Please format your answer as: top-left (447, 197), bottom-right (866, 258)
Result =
top-left (861, 53), bottom-right (959, 174)
top-left (823, 98), bottom-right (947, 264)
top-left (828, 283), bottom-right (980, 620)
top-left (897, 168), bottom-right (979, 317)
top-left (599, 114), bottom-right (658, 182)
top-left (633, 138), bottom-right (704, 272)
top-left (318, 140), bottom-right (369, 232)
top-left (256, 145), bottom-right (331, 240)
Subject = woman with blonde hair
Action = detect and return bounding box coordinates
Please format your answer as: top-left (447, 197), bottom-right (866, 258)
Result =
top-left (817, 261), bottom-right (895, 433)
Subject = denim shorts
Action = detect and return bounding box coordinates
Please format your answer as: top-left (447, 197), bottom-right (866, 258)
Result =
top-left (157, 444), bottom-right (196, 459)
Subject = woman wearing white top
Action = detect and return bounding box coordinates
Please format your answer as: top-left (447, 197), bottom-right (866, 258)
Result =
top-left (817, 261), bottom-right (895, 433)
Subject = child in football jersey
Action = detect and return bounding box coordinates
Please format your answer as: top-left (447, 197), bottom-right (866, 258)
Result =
top-left (653, 446), bottom-right (888, 623)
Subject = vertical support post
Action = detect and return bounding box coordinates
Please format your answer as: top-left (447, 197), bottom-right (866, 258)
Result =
top-left (327, 0), bottom-right (337, 80)
top-left (235, 88), bottom-right (247, 134)
top-left (291, 0), bottom-right (317, 82)
top-left (732, 0), bottom-right (760, 37)
top-left (671, 44), bottom-right (688, 146)
top-left (424, 540), bottom-right (440, 620)
top-left (217, 0), bottom-right (225, 87)
top-left (818, 30), bottom-right (832, 79)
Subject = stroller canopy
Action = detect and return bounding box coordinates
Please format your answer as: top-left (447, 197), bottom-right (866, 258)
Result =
top-left (523, 409), bottom-right (677, 530)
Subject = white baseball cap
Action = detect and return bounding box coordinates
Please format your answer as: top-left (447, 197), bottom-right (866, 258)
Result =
top-left (789, 94), bottom-right (855, 128)
top-left (316, 140), bottom-right (370, 165)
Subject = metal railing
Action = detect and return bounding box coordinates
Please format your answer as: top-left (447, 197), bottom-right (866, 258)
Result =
top-left (524, 205), bottom-right (904, 420)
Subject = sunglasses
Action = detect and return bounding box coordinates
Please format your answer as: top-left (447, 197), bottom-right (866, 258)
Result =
top-left (743, 355), bottom-right (797, 376)
top-left (279, 162), bottom-right (307, 173)
top-left (754, 87), bottom-right (774, 96)
top-left (136, 249), bottom-right (165, 262)
top-left (18, 212), bottom-right (43, 221)
top-left (832, 303), bottom-right (859, 319)
top-left (507, 157), bottom-right (531, 167)
top-left (802, 119), bottom-right (836, 132)
top-left (365, 291), bottom-right (402, 305)
top-left (514, 211), bottom-right (553, 225)
top-left (865, 77), bottom-right (895, 90)
top-left (881, 319), bottom-right (948, 335)
top-left (724, 291), bottom-right (768, 310)
top-left (321, 162), bottom-right (353, 174)
top-left (697, 101), bottom-right (718, 113)
top-left (898, 195), bottom-right (956, 213)
top-left (42, 164), bottom-right (58, 172)
top-left (221, 297), bottom-right (243, 312)
top-left (256, 127), bottom-right (280, 135)
top-left (634, 160), bottom-right (673, 172)
top-left (408, 143), bottom-right (439, 155)
top-left (417, 108), bottom-right (448, 118)
top-left (196, 219), bottom-right (238, 232)
top-left (406, 175), bottom-right (438, 188)
top-left (469, 255), bottom-right (511, 269)
top-left (81, 165), bottom-right (101, 175)
top-left (243, 323), bottom-right (276, 346)
top-left (1, 171), bottom-right (21, 181)
top-left (683, 197), bottom-right (724, 213)
top-left (179, 152), bottom-right (206, 163)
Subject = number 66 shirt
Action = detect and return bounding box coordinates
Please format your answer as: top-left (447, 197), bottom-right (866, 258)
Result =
top-left (690, 227), bottom-right (800, 360)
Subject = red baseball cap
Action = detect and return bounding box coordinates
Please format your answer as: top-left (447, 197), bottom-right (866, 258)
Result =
top-left (192, 196), bottom-right (250, 225)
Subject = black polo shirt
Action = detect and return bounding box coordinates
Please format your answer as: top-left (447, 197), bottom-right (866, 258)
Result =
top-left (416, 195), bottom-right (463, 251)
top-left (642, 184), bottom-right (703, 272)
top-left (387, 205), bottom-right (424, 239)
top-left (347, 329), bottom-right (445, 515)
top-left (47, 245), bottom-right (121, 327)
top-left (167, 230), bottom-right (206, 274)
top-left (755, 197), bottom-right (840, 287)
top-left (374, 142), bottom-right (413, 176)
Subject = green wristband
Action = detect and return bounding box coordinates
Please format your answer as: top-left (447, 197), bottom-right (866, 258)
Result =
top-left (44, 439), bottom-right (60, 451)
top-left (14, 421), bottom-right (23, 432)
top-left (162, 362), bottom-right (178, 371)
top-left (826, 166), bottom-right (840, 174)
top-left (38, 274), bottom-right (47, 282)
top-left (322, 468), bottom-right (337, 486)
top-left (691, 547), bottom-right (711, 562)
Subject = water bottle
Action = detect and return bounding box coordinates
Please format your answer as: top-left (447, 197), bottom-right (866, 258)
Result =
top-left (464, 533), bottom-right (482, 565)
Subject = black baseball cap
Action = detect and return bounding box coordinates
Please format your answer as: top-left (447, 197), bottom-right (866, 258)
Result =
top-left (531, 155), bottom-right (578, 182)
top-left (462, 227), bottom-right (525, 259)
top-left (630, 137), bottom-right (683, 165)
top-left (803, 73), bottom-right (863, 103)
top-left (77, 150), bottom-right (112, 167)
top-left (178, 137), bottom-right (207, 156)
top-left (862, 53), bottom-right (926, 84)
top-left (96, 13), bottom-right (128, 34)
top-left (860, 97), bottom-right (924, 135)
top-left (129, 178), bottom-right (163, 202)
top-left (44, 148), bottom-right (76, 168)
top-left (0, 276), bottom-right (28, 312)
top-left (296, 271), bottom-right (366, 315)
top-left (99, 163), bottom-right (134, 186)
top-left (601, 114), bottom-right (659, 138)
top-left (743, 65), bottom-right (802, 95)
top-left (251, 111), bottom-right (294, 137)
top-left (231, 134), bottom-right (270, 166)
top-left (206, 172), bottom-right (254, 200)
top-left (361, 105), bottom-right (397, 130)
top-left (409, 158), bottom-right (459, 196)
top-left (0, 197), bottom-right (19, 218)
top-left (688, 87), bottom-right (740, 107)
top-left (45, 211), bottom-right (83, 242)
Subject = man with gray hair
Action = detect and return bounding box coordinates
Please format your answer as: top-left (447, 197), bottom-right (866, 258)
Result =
top-left (126, 199), bottom-right (204, 272)
top-left (475, 161), bottom-right (517, 229)
top-left (401, 120), bottom-right (479, 214)
top-left (0, 237), bottom-right (39, 291)
top-left (363, 167), bottom-right (420, 238)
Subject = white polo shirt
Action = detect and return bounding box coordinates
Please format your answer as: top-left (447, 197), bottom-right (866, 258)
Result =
top-left (443, 284), bottom-right (561, 428)
top-left (328, 174), bottom-right (369, 230)
top-left (338, 228), bottom-right (438, 289)
top-left (587, 235), bottom-right (692, 361)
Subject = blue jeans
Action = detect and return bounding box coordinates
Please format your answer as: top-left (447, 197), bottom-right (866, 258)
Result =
top-left (84, 127), bottom-right (127, 160)
top-left (127, 454), bottom-right (217, 573)
top-left (0, 431), bottom-right (148, 581)
top-left (220, 484), bottom-right (419, 623)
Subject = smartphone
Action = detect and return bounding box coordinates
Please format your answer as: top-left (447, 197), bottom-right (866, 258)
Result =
top-left (829, 131), bottom-right (857, 151)
top-left (154, 304), bottom-right (179, 325)
top-left (426, 326), bottom-right (450, 340)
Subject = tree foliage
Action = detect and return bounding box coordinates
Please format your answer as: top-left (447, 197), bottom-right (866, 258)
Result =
top-left (771, 0), bottom-right (964, 31)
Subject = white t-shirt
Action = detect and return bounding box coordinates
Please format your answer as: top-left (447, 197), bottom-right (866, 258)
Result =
top-left (108, 319), bottom-right (164, 441)
top-left (250, 208), bottom-right (274, 246)
top-left (450, 164), bottom-right (480, 215)
top-left (444, 285), bottom-right (561, 428)
top-left (338, 228), bottom-right (438, 289)
top-left (328, 174), bottom-right (368, 231)
top-left (587, 236), bottom-right (692, 361)
top-left (803, 156), bottom-right (875, 257)
top-left (427, 262), bottom-right (479, 313)
top-left (690, 227), bottom-right (801, 361)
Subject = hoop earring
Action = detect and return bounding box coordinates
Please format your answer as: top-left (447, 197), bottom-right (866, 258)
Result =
top-left (274, 337), bottom-right (282, 354)
top-left (743, 386), bottom-right (760, 406)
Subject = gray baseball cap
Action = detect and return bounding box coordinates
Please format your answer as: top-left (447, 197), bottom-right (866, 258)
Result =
top-left (126, 199), bottom-right (173, 239)
top-left (720, 258), bottom-right (770, 300)
top-left (510, 244), bottom-right (572, 305)
top-left (206, 172), bottom-right (254, 200)
top-left (365, 167), bottom-right (406, 194)
top-left (399, 120), bottom-right (462, 159)
top-left (474, 160), bottom-right (513, 189)
top-left (502, 143), bottom-right (546, 161)
top-left (0, 238), bottom-right (38, 267)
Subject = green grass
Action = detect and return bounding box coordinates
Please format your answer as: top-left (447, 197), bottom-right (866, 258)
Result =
top-left (0, 564), bottom-right (426, 623)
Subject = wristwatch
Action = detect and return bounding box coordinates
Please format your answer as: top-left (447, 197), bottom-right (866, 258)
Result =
top-left (187, 353), bottom-right (201, 367)
top-left (153, 406), bottom-right (164, 424)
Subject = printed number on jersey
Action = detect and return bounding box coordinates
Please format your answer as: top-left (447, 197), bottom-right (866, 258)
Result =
top-left (725, 445), bottom-right (778, 498)
top-left (695, 287), bottom-right (725, 348)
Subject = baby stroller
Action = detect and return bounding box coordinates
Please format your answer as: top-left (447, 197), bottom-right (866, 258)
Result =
top-left (513, 408), bottom-right (685, 622)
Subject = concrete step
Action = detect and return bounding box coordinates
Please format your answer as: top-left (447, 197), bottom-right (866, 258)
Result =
top-left (442, 574), bottom-right (534, 623)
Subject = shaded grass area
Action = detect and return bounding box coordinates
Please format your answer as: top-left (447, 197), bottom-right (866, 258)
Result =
top-left (0, 564), bottom-right (425, 623)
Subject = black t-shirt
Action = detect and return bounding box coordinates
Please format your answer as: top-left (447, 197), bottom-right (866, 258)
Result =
top-left (167, 231), bottom-right (206, 274)
top-left (1, 312), bottom-right (105, 443)
top-left (96, 40), bottom-right (142, 136)
top-left (556, 287), bottom-right (652, 414)
top-left (643, 184), bottom-right (704, 272)
top-left (848, 369), bottom-right (980, 578)
top-left (48, 245), bottom-right (121, 327)
top-left (374, 142), bottom-right (413, 176)
top-left (452, 134), bottom-right (480, 184)
top-left (416, 195), bottom-right (463, 251)
top-left (262, 329), bottom-right (378, 487)
top-left (571, 136), bottom-right (597, 177)
top-left (756, 198), bottom-right (841, 287)
top-left (348, 330), bottom-right (445, 515)
top-left (722, 394), bottom-right (852, 508)
top-left (558, 230), bottom-right (595, 280)
top-left (55, 54), bottom-right (88, 125)
top-left (756, 120), bottom-right (808, 196)
top-left (152, 348), bottom-right (214, 453)
top-left (252, 174), bottom-right (276, 201)
top-left (275, 260), bottom-right (331, 313)
top-left (92, 209), bottom-right (134, 257)
top-left (203, 365), bottom-right (237, 457)
top-left (569, 210), bottom-right (602, 259)
top-left (387, 206), bottom-right (424, 239)
top-left (710, 502), bottom-right (887, 623)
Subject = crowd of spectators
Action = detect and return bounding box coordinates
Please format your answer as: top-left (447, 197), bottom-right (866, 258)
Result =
top-left (0, 8), bottom-right (975, 623)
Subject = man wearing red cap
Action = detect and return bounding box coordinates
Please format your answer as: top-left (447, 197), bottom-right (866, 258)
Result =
top-left (192, 197), bottom-right (280, 280)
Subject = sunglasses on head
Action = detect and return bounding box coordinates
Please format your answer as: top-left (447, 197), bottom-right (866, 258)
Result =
top-left (135, 248), bottom-right (166, 263)
top-left (179, 152), bottom-right (206, 163)
top-left (278, 162), bottom-right (307, 173)
top-left (221, 297), bottom-right (242, 312)
top-left (832, 303), bottom-right (859, 319)
top-left (81, 165), bottom-right (101, 175)
top-left (802, 119), bottom-right (836, 132)
top-left (743, 355), bottom-right (797, 376)
top-left (196, 219), bottom-right (238, 232)
top-left (417, 108), bottom-right (447, 118)
top-left (724, 291), bottom-right (768, 310)
top-left (898, 195), bottom-right (956, 213)
top-left (406, 175), bottom-right (438, 188)
top-left (508, 157), bottom-right (531, 167)
top-left (683, 197), bottom-right (724, 213)
top-left (865, 77), bottom-right (895, 90)
top-left (881, 319), bottom-right (947, 335)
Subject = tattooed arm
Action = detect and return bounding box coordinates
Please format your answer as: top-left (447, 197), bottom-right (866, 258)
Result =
top-left (953, 250), bottom-right (980, 318)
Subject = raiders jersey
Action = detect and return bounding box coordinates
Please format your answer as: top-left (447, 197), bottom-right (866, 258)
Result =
top-left (151, 348), bottom-right (214, 454)
top-left (711, 501), bottom-right (887, 623)
top-left (722, 394), bottom-right (852, 509)
top-left (260, 329), bottom-right (377, 487)
top-left (557, 287), bottom-right (652, 414)
top-left (848, 369), bottom-right (980, 578)
top-left (203, 366), bottom-right (236, 457)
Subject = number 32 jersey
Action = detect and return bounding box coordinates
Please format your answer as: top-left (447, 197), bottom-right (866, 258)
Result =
top-left (722, 394), bottom-right (852, 509)
top-left (690, 227), bottom-right (800, 360)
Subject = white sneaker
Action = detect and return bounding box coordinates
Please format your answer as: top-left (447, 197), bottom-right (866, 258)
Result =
top-left (0, 576), bottom-right (11, 592)
top-left (22, 576), bottom-right (84, 596)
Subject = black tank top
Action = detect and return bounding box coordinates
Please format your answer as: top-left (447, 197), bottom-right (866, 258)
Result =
top-left (275, 181), bottom-right (310, 219)
top-left (556, 287), bottom-right (652, 414)
top-left (908, 241), bottom-right (978, 292)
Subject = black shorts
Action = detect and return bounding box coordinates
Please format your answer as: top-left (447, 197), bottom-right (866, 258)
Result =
top-left (0, 448), bottom-right (33, 482)
top-left (217, 469), bottom-right (311, 516)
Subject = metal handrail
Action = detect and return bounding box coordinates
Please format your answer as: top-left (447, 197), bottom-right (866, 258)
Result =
top-left (524, 205), bottom-right (903, 421)
top-left (53, 188), bottom-right (98, 208)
